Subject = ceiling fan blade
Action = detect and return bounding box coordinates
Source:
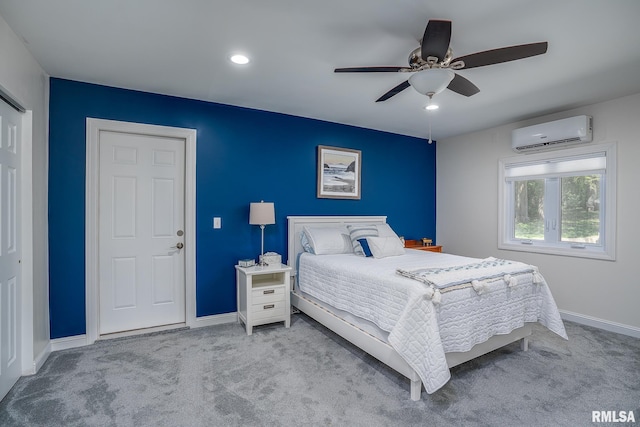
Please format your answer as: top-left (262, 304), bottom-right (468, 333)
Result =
top-left (452, 42), bottom-right (548, 70)
top-left (334, 66), bottom-right (409, 73)
top-left (447, 73), bottom-right (480, 97)
top-left (376, 80), bottom-right (411, 102)
top-left (421, 20), bottom-right (452, 62)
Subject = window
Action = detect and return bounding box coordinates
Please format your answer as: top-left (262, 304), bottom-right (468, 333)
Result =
top-left (499, 143), bottom-right (616, 260)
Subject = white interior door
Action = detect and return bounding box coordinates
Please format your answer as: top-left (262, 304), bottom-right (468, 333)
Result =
top-left (98, 130), bottom-right (186, 335)
top-left (0, 99), bottom-right (22, 400)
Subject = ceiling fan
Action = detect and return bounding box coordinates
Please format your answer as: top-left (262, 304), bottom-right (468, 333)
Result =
top-left (335, 20), bottom-right (548, 102)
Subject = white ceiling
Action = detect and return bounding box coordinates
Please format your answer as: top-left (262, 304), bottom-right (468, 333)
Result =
top-left (2, 0), bottom-right (640, 140)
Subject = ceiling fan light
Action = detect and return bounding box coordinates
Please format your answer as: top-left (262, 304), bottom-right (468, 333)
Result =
top-left (408, 69), bottom-right (455, 95)
top-left (230, 54), bottom-right (250, 65)
top-left (425, 103), bottom-right (439, 110)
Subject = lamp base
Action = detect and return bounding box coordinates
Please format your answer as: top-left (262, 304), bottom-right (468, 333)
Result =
top-left (258, 225), bottom-right (267, 267)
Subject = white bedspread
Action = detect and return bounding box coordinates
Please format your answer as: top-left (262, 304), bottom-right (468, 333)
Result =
top-left (297, 250), bottom-right (568, 394)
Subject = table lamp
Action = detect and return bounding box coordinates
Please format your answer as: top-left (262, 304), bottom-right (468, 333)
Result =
top-left (249, 201), bottom-right (275, 266)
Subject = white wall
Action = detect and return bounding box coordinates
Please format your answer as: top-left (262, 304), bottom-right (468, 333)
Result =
top-left (437, 92), bottom-right (640, 334)
top-left (0, 13), bottom-right (50, 371)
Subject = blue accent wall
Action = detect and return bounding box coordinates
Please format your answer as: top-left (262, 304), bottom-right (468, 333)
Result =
top-left (48, 77), bottom-right (436, 339)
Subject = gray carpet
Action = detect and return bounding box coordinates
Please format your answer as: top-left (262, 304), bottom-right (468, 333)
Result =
top-left (1, 314), bottom-right (638, 427)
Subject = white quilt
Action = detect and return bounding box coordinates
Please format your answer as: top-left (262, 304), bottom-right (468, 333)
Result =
top-left (297, 250), bottom-right (568, 394)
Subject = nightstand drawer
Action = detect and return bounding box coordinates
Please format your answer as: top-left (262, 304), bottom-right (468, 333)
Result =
top-left (251, 301), bottom-right (286, 321)
top-left (252, 286), bottom-right (285, 304)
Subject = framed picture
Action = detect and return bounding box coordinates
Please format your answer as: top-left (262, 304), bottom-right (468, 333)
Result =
top-left (317, 145), bottom-right (361, 199)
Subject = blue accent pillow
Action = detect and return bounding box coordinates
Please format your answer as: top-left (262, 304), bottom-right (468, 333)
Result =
top-left (347, 224), bottom-right (379, 256)
top-left (357, 238), bottom-right (373, 257)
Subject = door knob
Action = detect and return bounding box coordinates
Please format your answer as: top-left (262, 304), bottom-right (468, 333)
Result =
top-left (171, 242), bottom-right (184, 249)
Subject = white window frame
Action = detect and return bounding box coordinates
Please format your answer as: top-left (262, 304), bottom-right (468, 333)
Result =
top-left (498, 142), bottom-right (616, 261)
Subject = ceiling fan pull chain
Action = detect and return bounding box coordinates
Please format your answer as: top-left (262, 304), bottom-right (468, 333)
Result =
top-left (427, 112), bottom-right (433, 144)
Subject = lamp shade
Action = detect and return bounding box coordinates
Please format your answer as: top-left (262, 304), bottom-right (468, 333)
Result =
top-left (408, 69), bottom-right (455, 95)
top-left (249, 201), bottom-right (275, 225)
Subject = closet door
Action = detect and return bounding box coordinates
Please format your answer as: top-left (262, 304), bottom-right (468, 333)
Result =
top-left (0, 98), bottom-right (22, 401)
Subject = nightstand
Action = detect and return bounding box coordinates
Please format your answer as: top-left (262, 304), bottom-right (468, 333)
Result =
top-left (235, 263), bottom-right (292, 335)
top-left (404, 240), bottom-right (443, 253)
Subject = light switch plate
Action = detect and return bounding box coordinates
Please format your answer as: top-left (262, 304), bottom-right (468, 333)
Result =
top-left (213, 217), bottom-right (221, 229)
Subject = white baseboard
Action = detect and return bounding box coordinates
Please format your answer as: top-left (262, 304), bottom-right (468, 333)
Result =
top-left (51, 334), bottom-right (89, 352)
top-left (21, 342), bottom-right (51, 376)
top-left (190, 312), bottom-right (238, 328)
top-left (560, 310), bottom-right (640, 339)
top-left (33, 342), bottom-right (51, 373)
top-left (47, 314), bottom-right (238, 353)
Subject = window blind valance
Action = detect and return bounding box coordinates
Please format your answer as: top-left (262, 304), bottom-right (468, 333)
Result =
top-left (504, 152), bottom-right (606, 181)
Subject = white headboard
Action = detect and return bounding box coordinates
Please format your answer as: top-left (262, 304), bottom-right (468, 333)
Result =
top-left (286, 215), bottom-right (387, 276)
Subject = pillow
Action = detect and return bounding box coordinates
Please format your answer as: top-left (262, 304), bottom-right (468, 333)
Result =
top-left (375, 223), bottom-right (405, 247)
top-left (302, 226), bottom-right (353, 255)
top-left (376, 223), bottom-right (400, 239)
top-left (300, 232), bottom-right (314, 254)
top-left (357, 238), bottom-right (373, 257)
top-left (366, 236), bottom-right (406, 259)
top-left (347, 224), bottom-right (379, 256)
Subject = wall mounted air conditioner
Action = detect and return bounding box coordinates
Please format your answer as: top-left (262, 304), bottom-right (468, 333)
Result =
top-left (512, 115), bottom-right (593, 153)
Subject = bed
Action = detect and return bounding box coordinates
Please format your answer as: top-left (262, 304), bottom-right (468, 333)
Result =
top-left (286, 215), bottom-right (567, 401)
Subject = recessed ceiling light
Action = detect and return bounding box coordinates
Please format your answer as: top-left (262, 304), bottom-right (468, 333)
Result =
top-left (230, 54), bottom-right (250, 65)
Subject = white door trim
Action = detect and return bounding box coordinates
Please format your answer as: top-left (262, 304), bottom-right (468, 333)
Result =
top-left (20, 110), bottom-right (36, 374)
top-left (86, 118), bottom-right (196, 345)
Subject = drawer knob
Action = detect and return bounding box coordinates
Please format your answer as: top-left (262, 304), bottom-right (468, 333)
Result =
top-left (263, 304), bottom-right (275, 310)
top-left (263, 289), bottom-right (275, 295)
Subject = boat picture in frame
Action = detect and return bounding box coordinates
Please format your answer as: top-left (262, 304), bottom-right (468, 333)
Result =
top-left (317, 145), bottom-right (361, 199)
